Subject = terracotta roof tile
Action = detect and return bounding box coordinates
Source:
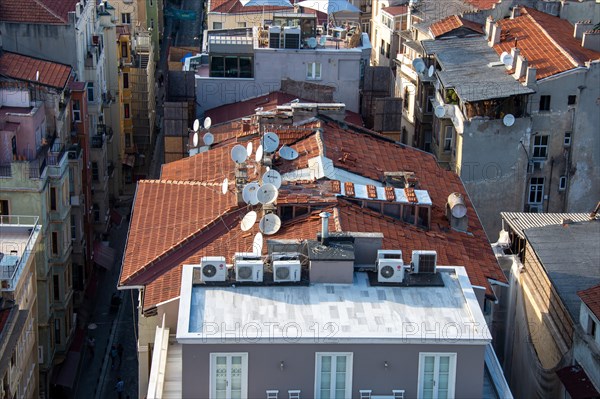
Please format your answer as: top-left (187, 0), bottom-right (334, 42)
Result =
top-left (0, 51), bottom-right (72, 90)
top-left (209, 0), bottom-right (292, 14)
top-left (381, 5), bottom-right (408, 16)
top-left (578, 284), bottom-right (600, 320)
top-left (0, 0), bottom-right (78, 24)
top-left (462, 0), bottom-right (500, 10)
top-left (429, 15), bottom-right (484, 38)
top-left (494, 7), bottom-right (600, 80)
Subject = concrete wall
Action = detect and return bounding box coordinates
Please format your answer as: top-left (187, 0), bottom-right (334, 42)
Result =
top-left (181, 343), bottom-right (486, 399)
top-left (575, 304), bottom-right (600, 389)
top-left (559, 0), bottom-right (600, 25)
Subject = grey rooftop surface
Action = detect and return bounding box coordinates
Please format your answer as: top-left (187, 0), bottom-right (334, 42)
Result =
top-left (501, 212), bottom-right (593, 238)
top-left (177, 266), bottom-right (490, 344)
top-left (524, 220), bottom-right (600, 320)
top-left (422, 37), bottom-right (535, 102)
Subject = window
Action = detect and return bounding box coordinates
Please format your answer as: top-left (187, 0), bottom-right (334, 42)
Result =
top-left (237, 22), bottom-right (247, 28)
top-left (528, 177), bottom-right (544, 204)
top-left (532, 135), bottom-right (548, 159)
top-left (86, 82), bottom-right (94, 102)
top-left (210, 353), bottom-right (248, 399)
top-left (54, 318), bottom-right (61, 345)
top-left (307, 62), bottom-right (322, 80)
top-left (0, 200), bottom-right (9, 223)
top-left (92, 162), bottom-right (99, 182)
top-left (123, 73), bottom-right (129, 89)
top-left (418, 353), bottom-right (456, 399)
top-left (52, 231), bottom-right (59, 255)
top-left (558, 176), bottom-right (567, 191)
top-left (443, 125), bottom-right (454, 152)
top-left (71, 215), bottom-right (77, 241)
top-left (72, 100), bottom-right (81, 122)
top-left (121, 43), bottom-right (128, 58)
top-left (213, 22), bottom-right (223, 30)
top-left (11, 136), bottom-right (17, 157)
top-left (125, 133), bottom-right (132, 148)
top-left (121, 13), bottom-right (131, 24)
top-left (150, 18), bottom-right (154, 30)
top-left (50, 187), bottom-right (57, 210)
top-left (588, 316), bottom-right (598, 340)
top-left (567, 95), bottom-right (576, 105)
top-left (53, 275), bottom-right (60, 301)
top-left (539, 95), bottom-right (551, 111)
top-left (386, 43), bottom-right (390, 58)
top-left (93, 204), bottom-right (100, 222)
top-left (426, 95), bottom-right (434, 113)
top-left (124, 104), bottom-right (130, 119)
top-left (564, 131), bottom-right (571, 147)
top-left (315, 353), bottom-right (353, 399)
top-left (380, 39), bottom-right (385, 55)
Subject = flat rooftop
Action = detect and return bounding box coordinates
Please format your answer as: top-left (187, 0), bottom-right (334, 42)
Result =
top-left (177, 266), bottom-right (490, 344)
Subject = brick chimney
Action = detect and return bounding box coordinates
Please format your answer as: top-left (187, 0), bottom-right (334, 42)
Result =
top-left (511, 5), bottom-right (521, 19)
top-left (574, 21), bottom-right (594, 39)
top-left (525, 66), bottom-right (537, 88)
top-left (514, 55), bottom-right (528, 80)
top-left (488, 23), bottom-right (501, 47)
top-left (582, 30), bottom-right (600, 52)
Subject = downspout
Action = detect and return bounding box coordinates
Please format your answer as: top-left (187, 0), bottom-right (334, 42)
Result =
top-left (546, 157), bottom-right (554, 212)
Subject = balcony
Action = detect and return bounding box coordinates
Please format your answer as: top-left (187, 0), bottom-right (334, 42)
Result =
top-left (0, 216), bottom-right (41, 291)
top-left (47, 141), bottom-right (68, 178)
top-left (91, 134), bottom-right (106, 149)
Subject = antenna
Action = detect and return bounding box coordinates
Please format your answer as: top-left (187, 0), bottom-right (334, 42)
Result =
top-left (255, 144), bottom-right (264, 163)
top-left (259, 213), bottom-right (281, 235)
top-left (503, 114), bottom-right (515, 127)
top-left (193, 119), bottom-right (200, 132)
top-left (242, 182), bottom-right (260, 205)
top-left (35, 70), bottom-right (40, 82)
top-left (256, 184), bottom-right (279, 204)
top-left (278, 145), bottom-right (299, 160)
top-left (231, 145), bottom-right (248, 163)
top-left (221, 178), bottom-right (229, 195)
top-left (500, 52), bottom-right (513, 68)
top-left (252, 232), bottom-right (263, 255)
top-left (240, 211), bottom-right (258, 232)
top-left (246, 142), bottom-right (253, 157)
top-left (412, 58), bottom-right (426, 74)
top-left (434, 105), bottom-right (446, 118)
top-left (262, 169), bottom-right (282, 189)
top-left (262, 132), bottom-right (280, 153)
top-left (192, 132), bottom-right (199, 147)
top-left (428, 65), bottom-right (435, 77)
top-left (203, 117), bottom-right (212, 130)
top-left (203, 132), bottom-right (214, 146)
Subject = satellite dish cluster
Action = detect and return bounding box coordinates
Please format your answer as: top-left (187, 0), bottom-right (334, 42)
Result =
top-left (412, 58), bottom-right (436, 78)
top-left (191, 117), bottom-right (214, 149)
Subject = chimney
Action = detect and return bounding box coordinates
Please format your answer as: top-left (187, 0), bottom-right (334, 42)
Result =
top-left (525, 66), bottom-right (537, 87)
top-left (582, 31), bottom-right (600, 52)
top-left (574, 21), bottom-right (594, 39)
top-left (489, 23), bottom-right (501, 47)
top-left (484, 16), bottom-right (494, 40)
top-left (446, 193), bottom-right (468, 232)
top-left (319, 212), bottom-right (331, 243)
top-left (511, 5), bottom-right (521, 19)
top-left (510, 47), bottom-right (520, 70)
top-left (513, 55), bottom-right (528, 80)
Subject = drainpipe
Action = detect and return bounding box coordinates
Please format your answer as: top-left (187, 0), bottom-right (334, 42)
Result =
top-left (546, 157), bottom-right (554, 212)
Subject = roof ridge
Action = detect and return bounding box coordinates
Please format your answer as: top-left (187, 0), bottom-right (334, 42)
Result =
top-left (34, 0), bottom-right (67, 23)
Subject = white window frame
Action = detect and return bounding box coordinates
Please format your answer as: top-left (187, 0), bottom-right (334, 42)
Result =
top-left (72, 100), bottom-right (81, 122)
top-left (528, 177), bottom-right (544, 204)
top-left (314, 352), bottom-right (353, 399)
top-left (209, 353), bottom-right (248, 399)
top-left (532, 135), bottom-right (548, 159)
top-left (443, 125), bottom-right (454, 152)
top-left (417, 352), bottom-right (457, 399)
top-left (121, 13), bottom-right (131, 24)
top-left (307, 62), bottom-right (322, 80)
top-left (558, 176), bottom-right (567, 191)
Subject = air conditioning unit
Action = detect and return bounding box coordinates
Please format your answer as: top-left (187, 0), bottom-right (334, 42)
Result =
top-left (269, 26), bottom-right (281, 49)
top-left (283, 27), bottom-right (301, 49)
top-left (411, 250), bottom-right (437, 274)
top-left (200, 256), bottom-right (227, 282)
top-left (234, 253), bottom-right (263, 282)
top-left (272, 253), bottom-right (301, 282)
top-left (376, 250), bottom-right (405, 283)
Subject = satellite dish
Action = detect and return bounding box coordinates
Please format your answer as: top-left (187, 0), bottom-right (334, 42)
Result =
top-left (193, 119), bottom-right (200, 132)
top-left (262, 132), bottom-right (280, 153)
top-left (203, 132), bottom-right (214, 146)
top-left (412, 58), bottom-right (426, 74)
top-left (500, 52), bottom-right (513, 68)
top-left (428, 65), bottom-right (435, 77)
top-left (240, 211), bottom-right (257, 232)
top-left (307, 37), bottom-right (317, 48)
top-left (242, 182), bottom-right (260, 205)
top-left (221, 178), bottom-right (228, 195)
top-left (279, 145), bottom-right (299, 160)
top-left (192, 132), bottom-right (199, 147)
top-left (256, 183), bottom-right (279, 204)
top-left (434, 105), bottom-right (446, 118)
top-left (255, 144), bottom-right (264, 163)
top-left (252, 232), bottom-right (263, 255)
top-left (259, 214), bottom-right (282, 235)
top-left (203, 117), bottom-right (212, 130)
top-left (503, 114), bottom-right (515, 127)
top-left (262, 169), bottom-right (282, 189)
top-left (246, 142), bottom-right (253, 157)
top-left (231, 145), bottom-right (248, 163)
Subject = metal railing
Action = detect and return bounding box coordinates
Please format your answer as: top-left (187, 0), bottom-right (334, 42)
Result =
top-left (0, 216), bottom-right (40, 290)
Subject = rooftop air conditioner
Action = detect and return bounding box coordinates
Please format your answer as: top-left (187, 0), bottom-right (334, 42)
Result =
top-left (269, 26), bottom-right (281, 49)
top-left (411, 250), bottom-right (437, 274)
top-left (376, 250), bottom-right (405, 283)
top-left (234, 253), bottom-right (263, 282)
top-left (272, 253), bottom-right (301, 282)
top-left (200, 256), bottom-right (227, 282)
top-left (283, 27), bottom-right (301, 49)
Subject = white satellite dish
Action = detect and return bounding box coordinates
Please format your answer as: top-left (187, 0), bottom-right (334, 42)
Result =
top-left (412, 58), bottom-right (426, 74)
top-left (246, 142), bottom-right (253, 157)
top-left (192, 132), bottom-right (199, 147)
top-left (262, 169), bottom-right (282, 189)
top-left (255, 144), bottom-right (264, 163)
top-left (434, 105), bottom-right (446, 118)
top-left (231, 145), bottom-right (248, 163)
top-left (500, 52), bottom-right (513, 68)
top-left (503, 114), bottom-right (516, 127)
top-left (203, 132), bottom-right (214, 146)
top-left (240, 211), bottom-right (257, 232)
top-left (259, 214), bottom-right (282, 235)
top-left (262, 132), bottom-right (280, 153)
top-left (279, 145), bottom-right (299, 160)
top-left (203, 117), bottom-right (212, 130)
top-left (428, 65), bottom-right (435, 77)
top-left (252, 232), bottom-right (263, 255)
top-left (221, 178), bottom-right (228, 195)
top-left (256, 184), bottom-right (278, 204)
top-left (242, 182), bottom-right (260, 205)
top-left (193, 119), bottom-right (200, 132)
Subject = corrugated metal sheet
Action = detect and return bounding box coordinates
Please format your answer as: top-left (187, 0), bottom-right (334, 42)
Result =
top-left (500, 212), bottom-right (591, 238)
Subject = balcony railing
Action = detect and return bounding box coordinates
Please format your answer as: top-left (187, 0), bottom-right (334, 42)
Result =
top-left (0, 216), bottom-right (40, 291)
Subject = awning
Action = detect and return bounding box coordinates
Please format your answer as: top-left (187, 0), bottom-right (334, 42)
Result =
top-left (556, 365), bottom-right (600, 399)
top-left (122, 154), bottom-right (136, 167)
top-left (52, 351), bottom-right (81, 389)
top-left (93, 241), bottom-right (115, 270)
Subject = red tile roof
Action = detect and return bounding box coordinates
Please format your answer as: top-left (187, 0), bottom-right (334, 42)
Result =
top-left (381, 5), bottom-right (408, 16)
top-left (429, 15), bottom-right (484, 38)
top-left (0, 52), bottom-right (72, 90)
top-left (122, 117), bottom-right (505, 311)
top-left (494, 7), bottom-right (600, 80)
top-left (578, 284), bottom-right (600, 320)
top-left (462, 0), bottom-right (500, 10)
top-left (0, 0), bottom-right (78, 24)
top-left (209, 0), bottom-right (292, 14)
